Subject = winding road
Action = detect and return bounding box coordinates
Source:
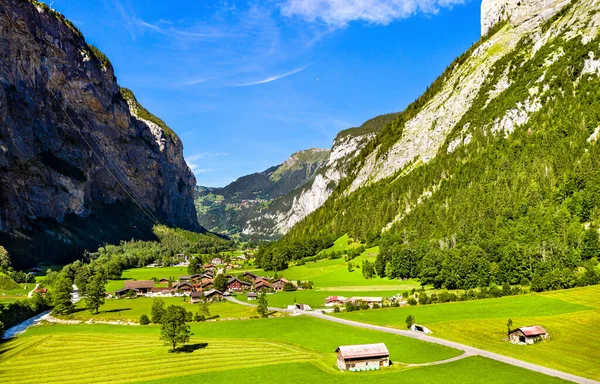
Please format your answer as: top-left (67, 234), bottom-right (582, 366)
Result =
top-left (225, 296), bottom-right (599, 384)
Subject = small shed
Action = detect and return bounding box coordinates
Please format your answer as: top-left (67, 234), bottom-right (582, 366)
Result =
top-left (124, 280), bottom-right (154, 294)
top-left (335, 343), bottom-right (390, 371)
top-left (247, 292), bottom-right (258, 301)
top-left (509, 326), bottom-right (549, 345)
top-left (190, 291), bottom-right (204, 303)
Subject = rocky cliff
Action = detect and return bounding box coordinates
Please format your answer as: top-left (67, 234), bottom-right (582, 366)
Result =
top-left (481, 0), bottom-right (570, 35)
top-left (0, 0), bottom-right (200, 268)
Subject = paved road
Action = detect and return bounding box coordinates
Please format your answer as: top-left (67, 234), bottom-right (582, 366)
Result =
top-left (226, 296), bottom-right (598, 384)
top-left (27, 283), bottom-right (39, 298)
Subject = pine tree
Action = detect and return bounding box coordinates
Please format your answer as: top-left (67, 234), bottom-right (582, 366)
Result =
top-left (257, 291), bottom-right (269, 318)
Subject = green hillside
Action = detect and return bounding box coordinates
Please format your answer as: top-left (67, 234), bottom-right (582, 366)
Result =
top-left (260, 1), bottom-right (600, 292)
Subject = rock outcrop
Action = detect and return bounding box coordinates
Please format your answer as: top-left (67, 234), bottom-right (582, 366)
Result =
top-left (481, 0), bottom-right (570, 36)
top-left (0, 0), bottom-right (200, 267)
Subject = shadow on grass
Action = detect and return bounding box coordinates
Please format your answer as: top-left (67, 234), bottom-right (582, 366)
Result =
top-left (170, 343), bottom-right (208, 353)
top-left (103, 308), bottom-right (131, 314)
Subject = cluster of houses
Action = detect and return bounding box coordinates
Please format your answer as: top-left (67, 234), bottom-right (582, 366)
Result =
top-left (114, 270), bottom-right (296, 302)
top-left (324, 296), bottom-right (384, 308)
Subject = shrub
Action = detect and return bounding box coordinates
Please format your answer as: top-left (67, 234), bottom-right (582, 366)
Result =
top-left (333, 305), bottom-right (340, 313)
top-left (407, 297), bottom-right (417, 306)
top-left (139, 314), bottom-right (150, 325)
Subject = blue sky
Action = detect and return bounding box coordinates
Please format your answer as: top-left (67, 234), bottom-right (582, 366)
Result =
top-left (49, 0), bottom-right (481, 187)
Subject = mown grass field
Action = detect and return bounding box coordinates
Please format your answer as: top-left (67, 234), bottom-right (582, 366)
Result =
top-left (337, 285), bottom-right (600, 381)
top-left (62, 297), bottom-right (259, 322)
top-left (0, 316), bottom-right (567, 384)
top-left (0, 283), bottom-right (31, 303)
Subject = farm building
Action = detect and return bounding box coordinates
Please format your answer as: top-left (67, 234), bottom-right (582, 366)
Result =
top-left (288, 303), bottom-right (312, 311)
top-left (227, 277), bottom-right (252, 292)
top-left (204, 264), bottom-right (217, 271)
top-left (190, 291), bottom-right (204, 303)
top-left (410, 324), bottom-right (433, 334)
top-left (204, 289), bottom-right (224, 301)
top-left (158, 278), bottom-right (170, 284)
top-left (114, 288), bottom-right (138, 298)
top-left (349, 297), bottom-right (383, 308)
top-left (241, 272), bottom-right (258, 280)
top-left (247, 292), bottom-right (258, 301)
top-left (123, 280), bottom-right (154, 295)
top-left (509, 326), bottom-right (549, 345)
top-left (179, 276), bottom-right (192, 282)
top-left (254, 279), bottom-right (272, 291)
top-left (272, 278), bottom-right (290, 291)
top-left (325, 296), bottom-right (348, 306)
top-left (335, 343), bottom-right (390, 371)
top-left (173, 282), bottom-right (194, 293)
top-left (211, 258), bottom-right (224, 265)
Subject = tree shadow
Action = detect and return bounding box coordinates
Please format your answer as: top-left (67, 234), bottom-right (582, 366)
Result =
top-left (103, 308), bottom-right (131, 313)
top-left (171, 343), bottom-right (208, 353)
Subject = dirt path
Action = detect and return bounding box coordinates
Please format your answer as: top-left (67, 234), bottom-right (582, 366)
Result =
top-left (27, 283), bottom-right (39, 298)
top-left (226, 296), bottom-right (599, 384)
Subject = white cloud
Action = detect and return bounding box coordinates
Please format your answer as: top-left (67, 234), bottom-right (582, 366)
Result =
top-left (279, 0), bottom-right (466, 28)
top-left (232, 65), bottom-right (308, 87)
top-left (187, 152), bottom-right (229, 162)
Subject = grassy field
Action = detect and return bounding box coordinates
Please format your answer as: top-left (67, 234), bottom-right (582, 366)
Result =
top-left (62, 297), bottom-right (259, 322)
top-left (0, 283), bottom-right (32, 303)
top-left (337, 285), bottom-right (600, 381)
top-left (0, 316), bottom-right (567, 384)
top-left (240, 289), bottom-right (402, 309)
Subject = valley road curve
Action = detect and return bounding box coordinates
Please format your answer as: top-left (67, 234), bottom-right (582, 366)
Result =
top-left (225, 296), bottom-right (599, 384)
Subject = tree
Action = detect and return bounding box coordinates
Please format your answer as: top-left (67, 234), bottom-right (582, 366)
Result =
top-left (187, 257), bottom-right (203, 275)
top-left (160, 305), bottom-right (192, 352)
top-left (213, 274), bottom-right (228, 292)
top-left (139, 314), bottom-right (150, 325)
top-left (52, 273), bottom-right (74, 315)
top-left (85, 271), bottom-right (107, 314)
top-left (347, 262), bottom-right (354, 272)
top-left (405, 315), bottom-right (415, 329)
top-left (283, 282), bottom-right (296, 292)
top-left (506, 318), bottom-right (513, 336)
top-left (151, 298), bottom-right (166, 324)
top-left (257, 291), bottom-right (269, 318)
top-left (362, 260), bottom-right (375, 279)
top-left (0, 246), bottom-right (11, 271)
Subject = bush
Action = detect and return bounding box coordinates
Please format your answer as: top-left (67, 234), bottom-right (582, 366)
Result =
top-left (139, 314), bottom-right (150, 325)
top-left (283, 282), bottom-right (297, 292)
top-left (333, 305), bottom-right (340, 313)
top-left (407, 297), bottom-right (417, 306)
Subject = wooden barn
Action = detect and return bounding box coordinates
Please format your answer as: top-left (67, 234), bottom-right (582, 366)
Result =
top-left (123, 280), bottom-right (154, 295)
top-left (335, 343), bottom-right (390, 371)
top-left (227, 277), bottom-right (252, 292)
top-left (509, 326), bottom-right (549, 345)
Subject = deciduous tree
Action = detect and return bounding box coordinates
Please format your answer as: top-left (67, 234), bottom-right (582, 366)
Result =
top-left (160, 305), bottom-right (192, 352)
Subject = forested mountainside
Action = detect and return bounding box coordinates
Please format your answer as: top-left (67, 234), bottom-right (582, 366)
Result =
top-left (196, 148), bottom-right (329, 237)
top-left (0, 0), bottom-right (202, 269)
top-left (197, 114), bottom-right (399, 238)
top-left (258, 0), bottom-right (600, 291)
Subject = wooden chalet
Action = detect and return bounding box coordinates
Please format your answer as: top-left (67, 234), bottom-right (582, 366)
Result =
top-left (202, 271), bottom-right (214, 279)
top-left (325, 296), bottom-right (348, 306)
top-left (211, 257), bottom-right (224, 265)
top-left (190, 291), bottom-right (204, 304)
top-left (114, 288), bottom-right (138, 298)
top-left (335, 343), bottom-right (390, 371)
top-left (190, 274), bottom-right (202, 281)
top-left (509, 326), bottom-right (549, 345)
top-left (227, 277), bottom-right (252, 292)
top-left (123, 280), bottom-right (154, 295)
top-left (200, 280), bottom-right (214, 290)
top-left (272, 278), bottom-right (289, 291)
top-left (204, 264), bottom-right (217, 271)
top-left (240, 271), bottom-right (258, 281)
top-left (179, 276), bottom-right (192, 282)
top-left (204, 289), bottom-right (224, 301)
top-left (254, 279), bottom-right (272, 291)
top-left (158, 278), bottom-right (170, 284)
top-left (174, 282), bottom-right (194, 293)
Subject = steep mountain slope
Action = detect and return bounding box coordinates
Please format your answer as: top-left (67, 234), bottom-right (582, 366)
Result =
top-left (196, 148), bottom-right (329, 237)
top-left (0, 0), bottom-right (201, 268)
top-left (259, 0), bottom-right (600, 290)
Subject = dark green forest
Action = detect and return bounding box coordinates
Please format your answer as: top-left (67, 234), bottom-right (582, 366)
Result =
top-left (258, 7), bottom-right (600, 291)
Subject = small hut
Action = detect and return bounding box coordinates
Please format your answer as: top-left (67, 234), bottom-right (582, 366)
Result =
top-left (509, 326), bottom-right (549, 345)
top-left (335, 343), bottom-right (390, 371)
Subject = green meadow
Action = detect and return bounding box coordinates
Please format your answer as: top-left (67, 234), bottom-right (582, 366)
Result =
top-left (0, 283), bottom-right (32, 303)
top-left (337, 285), bottom-right (600, 381)
top-left (0, 316), bottom-right (567, 384)
top-left (60, 297), bottom-right (259, 322)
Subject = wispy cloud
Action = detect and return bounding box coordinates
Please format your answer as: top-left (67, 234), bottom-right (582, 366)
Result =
top-left (279, 0), bottom-right (466, 28)
top-left (187, 152), bottom-right (229, 162)
top-left (232, 65), bottom-right (308, 87)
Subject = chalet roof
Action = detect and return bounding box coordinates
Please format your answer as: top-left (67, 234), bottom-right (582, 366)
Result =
top-left (349, 296), bottom-right (383, 303)
top-left (158, 277), bottom-right (169, 281)
top-left (204, 289), bottom-right (224, 298)
top-left (227, 277), bottom-right (251, 286)
top-left (335, 343), bottom-right (389, 359)
top-left (514, 326), bottom-right (547, 337)
top-left (115, 287), bottom-right (139, 294)
top-left (247, 292), bottom-right (258, 298)
top-left (151, 287), bottom-right (174, 293)
top-left (191, 291), bottom-right (204, 299)
top-left (190, 274), bottom-right (201, 279)
top-left (124, 280), bottom-right (154, 290)
top-left (241, 272), bottom-right (258, 278)
top-left (179, 276), bottom-right (191, 280)
top-left (255, 280), bottom-right (272, 288)
top-left (325, 296), bottom-right (347, 302)
top-left (174, 282), bottom-right (193, 289)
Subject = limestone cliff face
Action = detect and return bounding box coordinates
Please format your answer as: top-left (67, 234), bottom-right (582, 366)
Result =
top-left (0, 0), bottom-right (200, 267)
top-left (481, 0), bottom-right (570, 35)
